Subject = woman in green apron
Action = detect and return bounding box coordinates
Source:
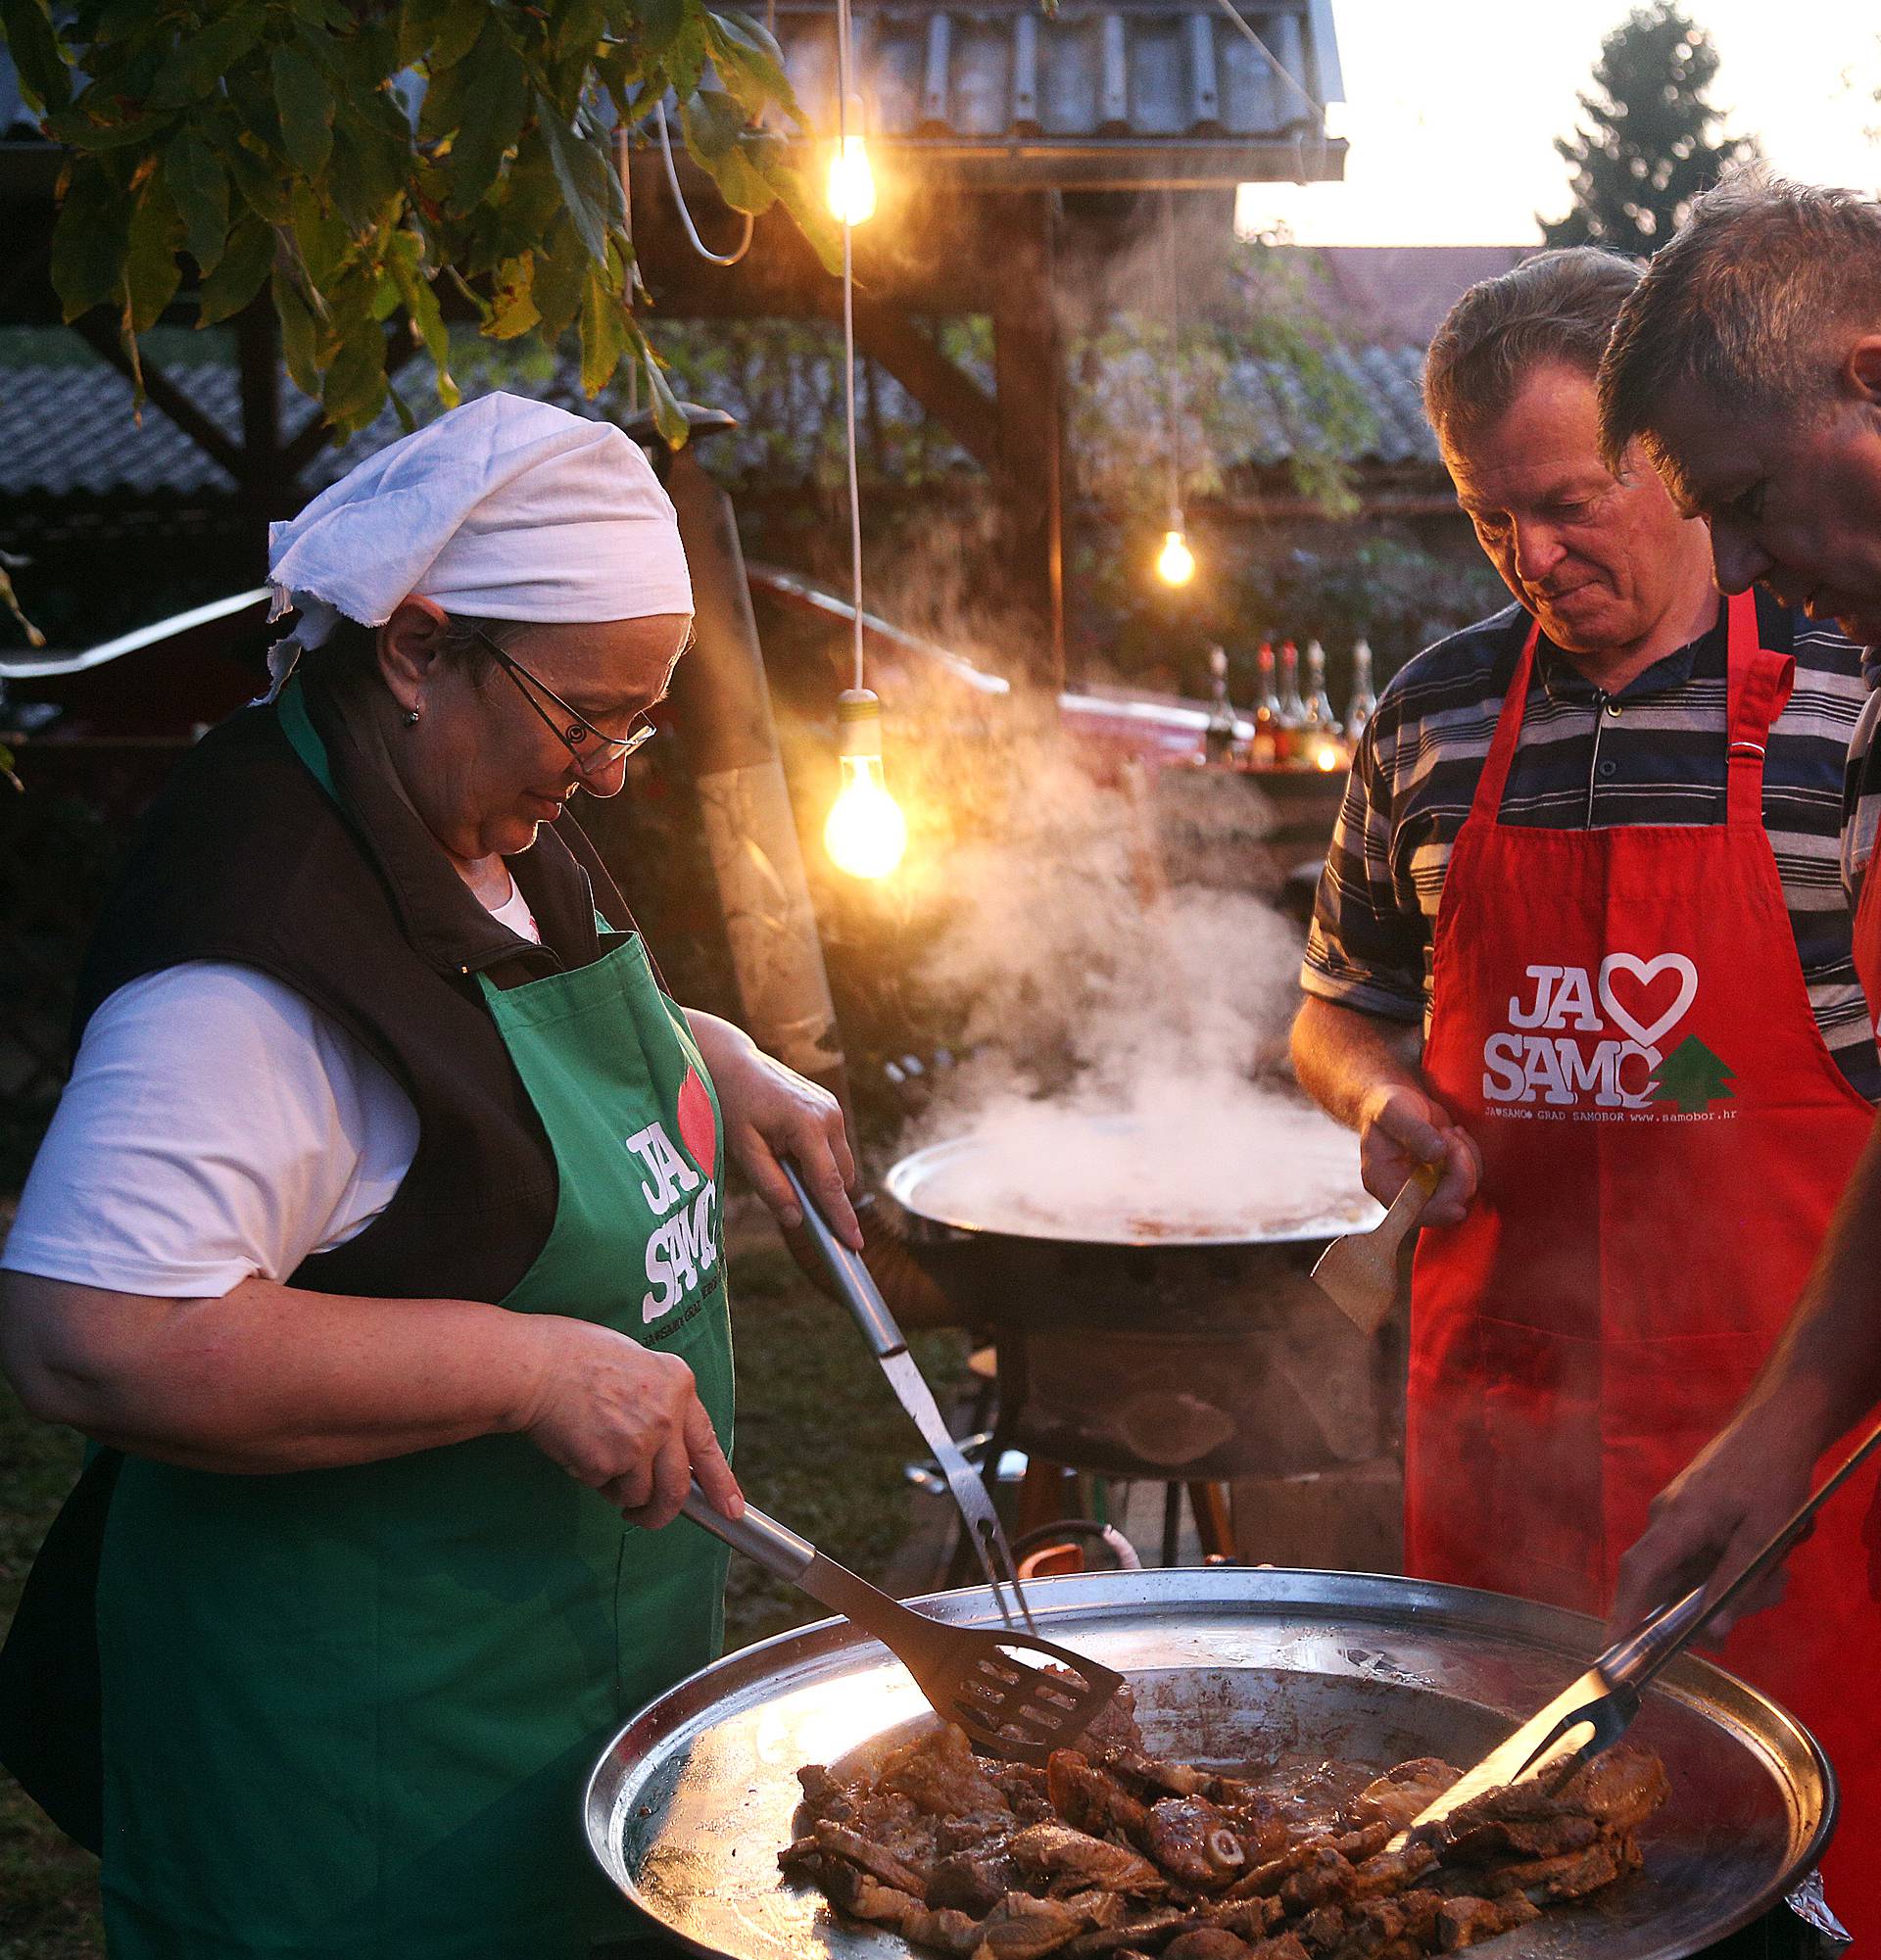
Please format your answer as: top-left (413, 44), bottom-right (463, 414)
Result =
top-left (0, 394), bottom-right (860, 1958)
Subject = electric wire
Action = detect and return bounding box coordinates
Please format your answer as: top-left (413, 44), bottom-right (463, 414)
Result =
top-left (653, 98), bottom-right (756, 267)
top-left (834, 0), bottom-right (866, 692)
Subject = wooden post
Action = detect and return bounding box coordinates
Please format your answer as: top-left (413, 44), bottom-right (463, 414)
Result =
top-left (989, 192), bottom-right (1068, 690)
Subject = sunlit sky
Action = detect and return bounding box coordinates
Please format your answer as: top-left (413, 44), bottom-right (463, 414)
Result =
top-left (1236, 1), bottom-right (1881, 246)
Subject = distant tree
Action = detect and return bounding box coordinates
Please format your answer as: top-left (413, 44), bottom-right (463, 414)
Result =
top-left (1542, 3), bottom-right (1760, 253)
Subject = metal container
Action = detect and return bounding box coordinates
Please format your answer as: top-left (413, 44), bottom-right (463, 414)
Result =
top-left (585, 1567), bottom-right (1832, 1960)
top-left (883, 1131), bottom-right (1392, 1480)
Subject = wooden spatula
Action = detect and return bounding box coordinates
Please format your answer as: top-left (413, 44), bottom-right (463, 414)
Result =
top-left (681, 1484), bottom-right (1124, 1765)
top-left (1310, 1162), bottom-right (1440, 1336)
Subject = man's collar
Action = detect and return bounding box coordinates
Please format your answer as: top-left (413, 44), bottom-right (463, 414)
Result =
top-left (1532, 596), bottom-right (1726, 702)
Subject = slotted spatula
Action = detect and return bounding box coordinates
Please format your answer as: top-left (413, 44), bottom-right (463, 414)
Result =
top-left (680, 1483), bottom-right (1123, 1765)
top-left (1394, 1399), bottom-right (1881, 1847)
top-left (1310, 1162), bottom-right (1440, 1336)
top-left (782, 1162), bottom-right (1037, 1633)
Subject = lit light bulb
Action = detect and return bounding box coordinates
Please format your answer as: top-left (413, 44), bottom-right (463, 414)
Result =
top-left (827, 132), bottom-right (877, 225)
top-left (1315, 741), bottom-right (1343, 773)
top-left (825, 690), bottom-right (907, 879)
top-left (1157, 527), bottom-right (1195, 587)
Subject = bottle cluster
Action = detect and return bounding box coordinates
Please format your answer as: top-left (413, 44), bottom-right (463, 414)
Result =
top-left (1197, 638), bottom-right (1376, 773)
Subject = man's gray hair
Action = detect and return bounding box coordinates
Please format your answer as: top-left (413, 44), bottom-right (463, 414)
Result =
top-left (1423, 248), bottom-right (1642, 451)
top-left (1598, 168), bottom-right (1881, 474)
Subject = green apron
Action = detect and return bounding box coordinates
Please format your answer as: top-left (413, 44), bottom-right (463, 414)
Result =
top-left (92, 692), bottom-right (735, 1957)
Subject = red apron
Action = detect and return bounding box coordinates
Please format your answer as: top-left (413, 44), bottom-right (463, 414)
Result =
top-left (1408, 593), bottom-right (1881, 1932)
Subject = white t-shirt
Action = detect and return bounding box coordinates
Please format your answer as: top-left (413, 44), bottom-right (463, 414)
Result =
top-left (2, 878), bottom-right (542, 1298)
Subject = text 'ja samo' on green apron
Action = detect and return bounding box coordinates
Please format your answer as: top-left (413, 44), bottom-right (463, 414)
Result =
top-left (34, 688), bottom-right (734, 1958)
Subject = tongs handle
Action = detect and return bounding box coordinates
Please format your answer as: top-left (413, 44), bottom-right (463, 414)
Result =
top-left (1599, 1402), bottom-right (1881, 1695)
top-left (782, 1162), bottom-right (903, 1358)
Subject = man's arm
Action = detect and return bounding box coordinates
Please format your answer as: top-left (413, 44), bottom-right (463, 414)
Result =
top-left (1610, 1110), bottom-right (1881, 1632)
top-left (1290, 996), bottom-right (1481, 1225)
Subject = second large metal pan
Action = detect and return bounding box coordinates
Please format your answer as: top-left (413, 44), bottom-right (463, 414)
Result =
top-left (584, 1567), bottom-right (1832, 1960)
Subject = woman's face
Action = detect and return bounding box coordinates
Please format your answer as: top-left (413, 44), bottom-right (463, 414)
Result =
top-left (378, 600), bottom-right (692, 862)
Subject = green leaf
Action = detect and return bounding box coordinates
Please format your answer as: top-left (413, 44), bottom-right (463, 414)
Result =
top-left (225, 130), bottom-right (292, 223)
top-left (42, 101), bottom-right (172, 150)
top-left (554, 0), bottom-right (610, 61)
top-left (489, 255), bottom-right (541, 339)
top-left (446, 19), bottom-right (527, 214)
top-left (399, 0), bottom-right (483, 72)
top-left (641, 343), bottom-right (690, 448)
top-left (164, 128), bottom-right (229, 274)
top-left (50, 161), bottom-right (130, 321)
top-left (698, 140), bottom-right (776, 216)
top-left (148, 4), bottom-right (269, 110)
top-left (327, 116), bottom-right (400, 235)
top-left (678, 85), bottom-right (743, 163)
top-left (287, 181), bottom-right (349, 291)
top-left (760, 150), bottom-right (840, 274)
top-left (271, 40), bottom-right (335, 177)
top-left (535, 92), bottom-right (612, 266)
top-left (531, 216), bottom-right (588, 341)
top-left (322, 319), bottom-right (389, 435)
top-left (703, 12), bottom-right (796, 123)
top-left (0, 0), bottom-right (73, 115)
top-left (124, 172), bottom-right (183, 332)
top-left (579, 266), bottom-right (628, 396)
top-left (273, 259), bottom-right (322, 399)
top-left (198, 214), bottom-right (274, 321)
top-left (634, 0), bottom-right (686, 56)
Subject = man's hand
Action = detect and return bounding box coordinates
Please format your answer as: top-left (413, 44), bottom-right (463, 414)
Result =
top-left (512, 1316), bottom-right (742, 1531)
top-left (1608, 1409), bottom-right (1813, 1639)
top-left (684, 1012), bottom-right (861, 1250)
top-left (1357, 1083), bottom-right (1481, 1226)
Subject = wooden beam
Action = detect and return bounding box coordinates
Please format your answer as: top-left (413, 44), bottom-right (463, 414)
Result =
top-left (846, 299), bottom-right (1000, 475)
top-left (70, 311), bottom-right (251, 486)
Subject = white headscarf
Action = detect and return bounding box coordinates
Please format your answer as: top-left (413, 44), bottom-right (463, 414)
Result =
top-left (265, 393), bottom-right (693, 691)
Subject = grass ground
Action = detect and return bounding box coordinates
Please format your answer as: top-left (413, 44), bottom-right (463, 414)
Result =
top-left (0, 1237), bottom-right (964, 1958)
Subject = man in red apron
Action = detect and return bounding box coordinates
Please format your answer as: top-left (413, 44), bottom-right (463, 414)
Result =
top-left (1584, 176), bottom-right (1881, 1920)
top-left (1293, 244), bottom-right (1881, 1934)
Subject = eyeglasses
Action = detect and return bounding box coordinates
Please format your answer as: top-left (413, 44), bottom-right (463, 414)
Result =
top-left (460, 623), bottom-right (659, 774)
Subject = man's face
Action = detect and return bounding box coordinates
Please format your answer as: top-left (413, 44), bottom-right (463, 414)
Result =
top-left (1648, 359), bottom-right (1881, 645)
top-left (1444, 362), bottom-right (1708, 656)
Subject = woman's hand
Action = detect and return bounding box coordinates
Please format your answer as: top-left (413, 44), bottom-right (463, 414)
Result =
top-left (684, 1011), bottom-right (861, 1251)
top-left (511, 1315), bottom-right (742, 1529)
top-left (1357, 1083), bottom-right (1481, 1226)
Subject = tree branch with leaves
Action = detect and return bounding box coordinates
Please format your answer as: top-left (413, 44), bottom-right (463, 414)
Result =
top-left (0, 0), bottom-right (837, 443)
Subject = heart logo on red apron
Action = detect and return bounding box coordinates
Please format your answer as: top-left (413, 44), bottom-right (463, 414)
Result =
top-left (676, 1064), bottom-right (717, 1176)
top-left (1597, 953), bottom-right (1698, 1051)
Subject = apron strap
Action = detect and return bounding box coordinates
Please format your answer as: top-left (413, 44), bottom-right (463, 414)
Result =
top-left (1725, 588), bottom-right (1793, 829)
top-left (1467, 619), bottom-right (1543, 824)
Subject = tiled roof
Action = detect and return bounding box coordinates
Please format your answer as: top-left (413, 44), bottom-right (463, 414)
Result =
top-left (771, 0), bottom-right (1344, 185)
top-left (0, 325), bottom-right (1435, 505)
top-left (2, 2), bottom-right (1343, 193)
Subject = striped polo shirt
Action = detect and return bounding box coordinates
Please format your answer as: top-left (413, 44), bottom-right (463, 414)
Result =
top-left (1841, 650), bottom-right (1881, 899)
top-left (1301, 588), bottom-right (1881, 1099)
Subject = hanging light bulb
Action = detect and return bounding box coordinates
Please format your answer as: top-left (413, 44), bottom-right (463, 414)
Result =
top-left (826, 93), bottom-right (877, 226)
top-left (824, 689), bottom-right (907, 880)
top-left (1157, 513), bottom-right (1196, 588)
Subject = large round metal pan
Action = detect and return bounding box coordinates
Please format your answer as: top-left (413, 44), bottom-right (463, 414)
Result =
top-left (584, 1568), bottom-right (1832, 1960)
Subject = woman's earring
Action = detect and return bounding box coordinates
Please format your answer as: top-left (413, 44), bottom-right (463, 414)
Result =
top-left (403, 708), bottom-right (420, 728)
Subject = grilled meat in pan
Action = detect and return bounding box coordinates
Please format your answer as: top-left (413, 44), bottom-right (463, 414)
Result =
top-left (782, 1691), bottom-right (1668, 1959)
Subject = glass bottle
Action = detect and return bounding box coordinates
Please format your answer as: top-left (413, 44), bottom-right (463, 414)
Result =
top-left (1202, 645), bottom-right (1237, 766)
top-left (1345, 637), bottom-right (1378, 742)
top-left (1250, 641), bottom-right (1279, 768)
top-left (1303, 640), bottom-right (1346, 772)
top-left (1276, 639), bottom-right (1308, 765)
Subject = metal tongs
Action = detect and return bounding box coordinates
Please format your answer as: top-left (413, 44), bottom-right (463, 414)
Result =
top-left (1398, 1401), bottom-right (1881, 1846)
top-left (783, 1164), bottom-right (1037, 1633)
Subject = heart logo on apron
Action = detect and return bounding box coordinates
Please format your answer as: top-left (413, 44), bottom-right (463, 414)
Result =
top-left (1597, 952), bottom-right (1698, 1052)
top-left (677, 1063), bottom-right (717, 1176)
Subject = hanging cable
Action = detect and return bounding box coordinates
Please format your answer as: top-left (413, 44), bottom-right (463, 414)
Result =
top-left (1155, 187), bottom-right (1195, 587)
top-left (835, 0), bottom-right (864, 691)
top-left (611, 123), bottom-right (642, 415)
top-left (1209, 0), bottom-right (1330, 179)
top-left (653, 98), bottom-right (756, 267)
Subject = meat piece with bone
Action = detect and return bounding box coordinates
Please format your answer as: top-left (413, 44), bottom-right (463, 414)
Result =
top-left (1434, 1894), bottom-right (1542, 1951)
top-left (1162, 1931), bottom-right (1254, 1960)
top-left (1145, 1796), bottom-right (1249, 1888)
top-left (1351, 1761), bottom-right (1461, 1835)
top-left (1556, 1746), bottom-right (1671, 1833)
top-left (1049, 1751), bottom-right (1155, 1848)
top-left (1011, 1822), bottom-right (1169, 1895)
top-left (973, 1892), bottom-right (1091, 1960)
top-left (812, 1819), bottom-right (933, 1898)
top-left (885, 1725), bottom-right (1017, 1820)
top-left (930, 1840), bottom-right (1022, 1916)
